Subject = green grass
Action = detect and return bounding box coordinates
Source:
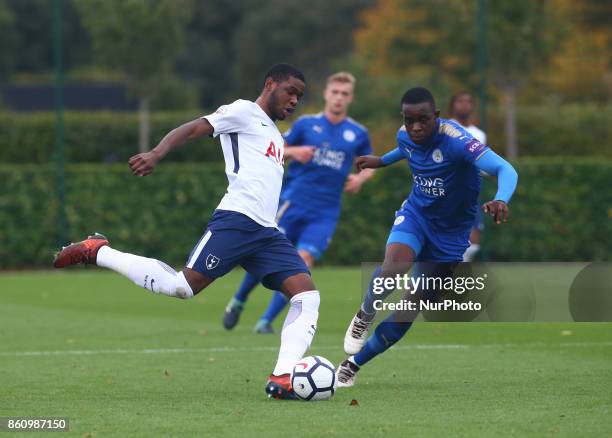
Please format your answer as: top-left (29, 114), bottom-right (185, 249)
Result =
top-left (1, 268), bottom-right (611, 437)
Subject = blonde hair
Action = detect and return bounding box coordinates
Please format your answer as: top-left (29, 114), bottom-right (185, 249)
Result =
top-left (326, 71), bottom-right (356, 86)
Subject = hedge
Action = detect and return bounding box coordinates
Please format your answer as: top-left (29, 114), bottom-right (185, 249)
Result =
top-left (0, 158), bottom-right (610, 268)
top-left (1, 105), bottom-right (611, 163)
top-left (0, 111), bottom-right (224, 163)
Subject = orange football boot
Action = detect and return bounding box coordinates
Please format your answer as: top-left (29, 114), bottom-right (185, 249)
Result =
top-left (53, 233), bottom-right (109, 268)
top-left (265, 373), bottom-right (297, 400)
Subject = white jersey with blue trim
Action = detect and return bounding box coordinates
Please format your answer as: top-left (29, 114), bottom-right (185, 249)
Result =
top-left (203, 99), bottom-right (286, 228)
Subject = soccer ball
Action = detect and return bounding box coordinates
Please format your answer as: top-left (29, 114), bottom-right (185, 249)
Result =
top-left (291, 356), bottom-right (337, 401)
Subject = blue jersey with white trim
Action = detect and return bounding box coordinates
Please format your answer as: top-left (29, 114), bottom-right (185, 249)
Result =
top-left (396, 118), bottom-right (490, 232)
top-left (281, 113), bottom-right (372, 214)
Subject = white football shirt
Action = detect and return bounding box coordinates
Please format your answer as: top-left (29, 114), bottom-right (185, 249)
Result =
top-left (203, 99), bottom-right (285, 227)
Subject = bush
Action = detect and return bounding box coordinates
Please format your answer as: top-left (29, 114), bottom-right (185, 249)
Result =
top-left (0, 111), bottom-right (224, 164)
top-left (0, 158), bottom-right (610, 268)
top-left (1, 104), bottom-right (610, 164)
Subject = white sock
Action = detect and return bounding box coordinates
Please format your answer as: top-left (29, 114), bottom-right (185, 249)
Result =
top-left (96, 246), bottom-right (194, 299)
top-left (272, 290), bottom-right (320, 376)
top-left (463, 243), bottom-right (480, 262)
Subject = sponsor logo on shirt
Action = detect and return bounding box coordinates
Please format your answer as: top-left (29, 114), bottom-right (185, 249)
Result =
top-left (466, 139), bottom-right (486, 155)
top-left (413, 175), bottom-right (446, 197)
top-left (313, 145), bottom-right (345, 170)
top-left (265, 141), bottom-right (284, 165)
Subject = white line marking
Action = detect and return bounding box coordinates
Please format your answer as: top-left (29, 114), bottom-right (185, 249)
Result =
top-left (0, 342), bottom-right (610, 358)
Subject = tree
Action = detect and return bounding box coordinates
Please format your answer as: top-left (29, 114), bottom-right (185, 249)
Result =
top-left (230, 0), bottom-right (374, 100)
top-left (0, 0), bottom-right (17, 81)
top-left (353, 0), bottom-right (569, 158)
top-left (486, 0), bottom-right (569, 159)
top-left (76, 0), bottom-right (190, 152)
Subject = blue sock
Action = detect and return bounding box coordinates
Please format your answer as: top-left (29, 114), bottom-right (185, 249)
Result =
top-left (353, 318), bottom-right (413, 367)
top-left (361, 266), bottom-right (397, 316)
top-left (234, 272), bottom-right (259, 303)
top-left (259, 291), bottom-right (289, 323)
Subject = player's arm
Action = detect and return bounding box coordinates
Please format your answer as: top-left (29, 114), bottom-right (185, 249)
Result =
top-left (129, 118), bottom-right (213, 176)
top-left (354, 147), bottom-right (404, 170)
top-left (474, 150), bottom-right (519, 224)
top-left (284, 145), bottom-right (316, 163)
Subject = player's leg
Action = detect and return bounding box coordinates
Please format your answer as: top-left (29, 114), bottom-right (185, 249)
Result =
top-left (53, 233), bottom-right (212, 298)
top-left (344, 210), bottom-right (425, 354)
top-left (254, 213), bottom-right (333, 333)
top-left (222, 272), bottom-right (259, 330)
top-left (338, 225), bottom-right (468, 387)
top-left (242, 230), bottom-right (318, 400)
top-left (255, 243), bottom-right (323, 334)
top-left (265, 271), bottom-right (319, 399)
top-left (254, 250), bottom-right (314, 334)
top-left (223, 201), bottom-right (303, 330)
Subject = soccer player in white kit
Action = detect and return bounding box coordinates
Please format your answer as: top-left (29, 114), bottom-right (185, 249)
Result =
top-left (53, 64), bottom-right (317, 400)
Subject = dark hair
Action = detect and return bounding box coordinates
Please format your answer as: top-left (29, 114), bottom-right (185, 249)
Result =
top-left (448, 90), bottom-right (473, 113)
top-left (401, 87), bottom-right (436, 109)
top-left (264, 63), bottom-right (306, 86)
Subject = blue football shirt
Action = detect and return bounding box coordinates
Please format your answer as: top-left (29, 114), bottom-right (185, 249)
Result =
top-left (281, 113), bottom-right (372, 214)
top-left (395, 118), bottom-right (490, 232)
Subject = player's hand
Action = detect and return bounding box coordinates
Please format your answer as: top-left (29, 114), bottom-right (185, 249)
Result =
top-left (355, 155), bottom-right (384, 171)
top-left (128, 151), bottom-right (160, 176)
top-left (482, 200), bottom-right (509, 224)
top-left (344, 174), bottom-right (364, 194)
top-left (285, 146), bottom-right (315, 164)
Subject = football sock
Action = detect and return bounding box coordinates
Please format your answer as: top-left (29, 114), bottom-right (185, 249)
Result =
top-left (272, 290), bottom-right (319, 376)
top-left (260, 291), bottom-right (289, 323)
top-left (353, 318), bottom-right (413, 367)
top-left (234, 272), bottom-right (259, 303)
top-left (361, 266), bottom-right (395, 319)
top-left (96, 246), bottom-right (194, 299)
top-left (463, 243), bottom-right (481, 262)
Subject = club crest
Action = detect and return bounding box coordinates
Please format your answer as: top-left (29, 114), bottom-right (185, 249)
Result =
top-left (205, 254), bottom-right (221, 270)
top-left (432, 148), bottom-right (443, 163)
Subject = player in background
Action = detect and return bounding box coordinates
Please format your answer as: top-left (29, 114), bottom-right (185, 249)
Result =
top-left (223, 72), bottom-right (375, 334)
top-left (448, 91), bottom-right (487, 262)
top-left (336, 87), bottom-right (518, 387)
top-left (53, 64), bottom-right (318, 400)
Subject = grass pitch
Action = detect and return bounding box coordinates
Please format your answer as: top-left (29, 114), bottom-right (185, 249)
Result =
top-left (1, 268), bottom-right (611, 437)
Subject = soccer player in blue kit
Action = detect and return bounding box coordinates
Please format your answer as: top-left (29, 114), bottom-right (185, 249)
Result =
top-left (336, 87), bottom-right (518, 387)
top-left (223, 72), bottom-right (375, 333)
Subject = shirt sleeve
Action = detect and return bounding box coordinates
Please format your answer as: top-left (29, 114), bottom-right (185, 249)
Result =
top-left (202, 100), bottom-right (251, 138)
top-left (381, 147), bottom-right (405, 166)
top-left (283, 117), bottom-right (305, 145)
top-left (474, 150), bottom-right (518, 203)
top-left (453, 135), bottom-right (490, 163)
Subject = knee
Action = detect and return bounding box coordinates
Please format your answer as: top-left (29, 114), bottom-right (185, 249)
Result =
top-left (173, 271), bottom-right (195, 299)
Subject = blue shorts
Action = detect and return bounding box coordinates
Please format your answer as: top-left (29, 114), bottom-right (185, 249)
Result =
top-left (386, 207), bottom-right (470, 262)
top-left (275, 201), bottom-right (338, 260)
top-left (185, 210), bottom-right (309, 290)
